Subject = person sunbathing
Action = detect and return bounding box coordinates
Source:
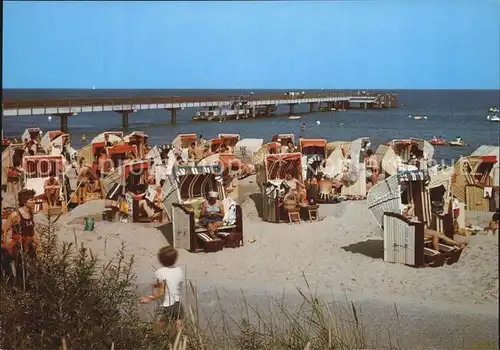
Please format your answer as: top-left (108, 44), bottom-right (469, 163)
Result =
top-left (424, 228), bottom-right (467, 251)
top-left (484, 212), bottom-right (499, 235)
top-left (200, 191), bottom-right (225, 239)
top-left (44, 172), bottom-right (60, 208)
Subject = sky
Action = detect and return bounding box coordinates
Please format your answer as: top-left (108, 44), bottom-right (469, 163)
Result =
top-left (2, 1), bottom-right (500, 90)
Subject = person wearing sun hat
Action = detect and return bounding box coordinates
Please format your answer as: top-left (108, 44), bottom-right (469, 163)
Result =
top-left (200, 191), bottom-right (225, 238)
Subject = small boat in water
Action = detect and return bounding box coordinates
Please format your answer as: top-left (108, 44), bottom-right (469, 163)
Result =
top-left (288, 115), bottom-right (302, 120)
top-left (486, 114), bottom-right (500, 122)
top-left (429, 136), bottom-right (447, 146)
top-left (488, 106), bottom-right (499, 113)
top-left (449, 137), bottom-right (466, 147)
top-left (408, 114), bottom-right (427, 120)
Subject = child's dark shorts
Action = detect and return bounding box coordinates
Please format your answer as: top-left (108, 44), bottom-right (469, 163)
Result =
top-left (156, 301), bottom-right (184, 322)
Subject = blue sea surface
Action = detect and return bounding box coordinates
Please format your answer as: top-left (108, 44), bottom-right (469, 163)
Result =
top-left (2, 89), bottom-right (499, 162)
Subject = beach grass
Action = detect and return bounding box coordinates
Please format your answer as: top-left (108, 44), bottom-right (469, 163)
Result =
top-left (0, 219), bottom-right (371, 350)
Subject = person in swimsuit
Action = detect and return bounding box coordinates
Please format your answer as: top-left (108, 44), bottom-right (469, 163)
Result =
top-left (2, 189), bottom-right (37, 286)
top-left (77, 158), bottom-right (90, 205)
top-left (44, 172), bottom-right (60, 208)
top-left (200, 191), bottom-right (225, 238)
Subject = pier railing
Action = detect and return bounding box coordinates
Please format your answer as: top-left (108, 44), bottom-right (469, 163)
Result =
top-left (2, 92), bottom-right (382, 110)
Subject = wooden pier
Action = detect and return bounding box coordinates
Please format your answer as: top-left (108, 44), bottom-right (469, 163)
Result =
top-left (2, 92), bottom-right (398, 132)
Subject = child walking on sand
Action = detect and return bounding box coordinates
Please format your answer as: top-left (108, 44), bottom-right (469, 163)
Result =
top-left (141, 246), bottom-right (185, 330)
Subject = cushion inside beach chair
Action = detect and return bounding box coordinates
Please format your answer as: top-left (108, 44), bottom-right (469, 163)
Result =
top-left (424, 247), bottom-right (440, 256)
top-left (197, 232), bottom-right (223, 242)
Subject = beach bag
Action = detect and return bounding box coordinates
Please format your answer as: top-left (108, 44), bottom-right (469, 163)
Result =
top-left (119, 199), bottom-right (129, 215)
top-left (84, 217), bottom-right (95, 231)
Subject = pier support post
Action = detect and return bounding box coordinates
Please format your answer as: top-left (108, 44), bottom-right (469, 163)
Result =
top-left (309, 103), bottom-right (315, 113)
top-left (252, 105), bottom-right (256, 118)
top-left (266, 105), bottom-right (272, 116)
top-left (60, 114), bottom-right (69, 133)
top-left (170, 108), bottom-right (178, 125)
top-left (54, 113), bottom-right (74, 133)
top-left (364, 102), bottom-right (368, 109)
top-left (115, 110), bottom-right (134, 129)
top-left (122, 111), bottom-right (129, 129)
top-left (289, 104), bottom-right (295, 116)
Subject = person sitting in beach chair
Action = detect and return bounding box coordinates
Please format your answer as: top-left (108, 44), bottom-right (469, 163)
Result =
top-left (44, 172), bottom-right (61, 208)
top-left (287, 141), bottom-right (297, 153)
top-left (364, 149), bottom-right (380, 185)
top-left (423, 228), bottom-right (467, 251)
top-left (401, 206), bottom-right (467, 250)
top-left (188, 142), bottom-right (197, 163)
top-left (128, 186), bottom-right (162, 221)
top-left (200, 191), bottom-right (225, 239)
top-left (284, 173), bottom-right (307, 205)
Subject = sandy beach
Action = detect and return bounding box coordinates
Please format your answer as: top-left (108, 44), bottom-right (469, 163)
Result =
top-left (19, 174), bottom-right (497, 348)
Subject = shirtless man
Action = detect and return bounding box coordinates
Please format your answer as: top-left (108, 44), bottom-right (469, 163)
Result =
top-left (98, 149), bottom-right (111, 179)
top-left (44, 172), bottom-right (60, 208)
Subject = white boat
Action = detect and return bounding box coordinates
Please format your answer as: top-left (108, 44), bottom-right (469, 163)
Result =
top-left (409, 114), bottom-right (427, 120)
top-left (288, 115), bottom-right (302, 120)
top-left (193, 108), bottom-right (250, 121)
top-left (488, 107), bottom-right (499, 113)
top-left (449, 138), bottom-right (466, 147)
top-left (486, 114), bottom-right (500, 122)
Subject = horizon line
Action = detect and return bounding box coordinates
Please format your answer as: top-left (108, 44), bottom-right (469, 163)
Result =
top-left (3, 88), bottom-right (500, 91)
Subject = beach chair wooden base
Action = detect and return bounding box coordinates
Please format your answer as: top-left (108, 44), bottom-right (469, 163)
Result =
top-left (218, 231), bottom-right (243, 249)
top-left (423, 248), bottom-right (446, 267)
top-left (288, 211), bottom-right (301, 224)
top-left (196, 232), bottom-right (225, 253)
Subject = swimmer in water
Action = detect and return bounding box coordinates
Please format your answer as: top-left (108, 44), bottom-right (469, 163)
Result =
top-left (301, 123), bottom-right (306, 130)
top-left (81, 133), bottom-right (87, 143)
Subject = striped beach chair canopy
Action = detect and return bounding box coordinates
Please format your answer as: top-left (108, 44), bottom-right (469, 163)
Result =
top-left (265, 152), bottom-right (303, 182)
top-left (397, 169), bottom-right (430, 184)
top-left (173, 165), bottom-right (224, 201)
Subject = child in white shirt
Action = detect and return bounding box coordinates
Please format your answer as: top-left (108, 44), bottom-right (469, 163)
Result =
top-left (141, 246), bottom-right (185, 330)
